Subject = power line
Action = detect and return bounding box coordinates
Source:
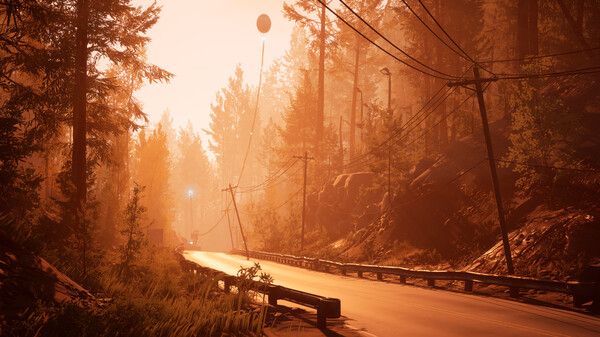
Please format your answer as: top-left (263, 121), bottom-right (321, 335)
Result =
top-left (494, 65), bottom-right (600, 80)
top-left (401, 0), bottom-right (497, 77)
top-left (336, 0), bottom-right (460, 80)
top-left (237, 158), bottom-right (298, 193)
top-left (316, 0), bottom-right (459, 80)
top-left (344, 65), bottom-right (474, 169)
top-left (236, 39), bottom-right (266, 187)
top-left (197, 208), bottom-right (227, 237)
top-left (398, 158), bottom-right (488, 207)
top-left (496, 159), bottom-right (600, 174)
top-left (238, 162), bottom-right (303, 194)
top-left (239, 186), bottom-right (304, 216)
top-left (345, 76), bottom-right (489, 171)
top-left (398, 0), bottom-right (472, 63)
top-left (478, 46), bottom-right (600, 64)
top-left (349, 85), bottom-right (479, 170)
top-left (415, 0), bottom-right (475, 63)
top-left (343, 83), bottom-right (459, 169)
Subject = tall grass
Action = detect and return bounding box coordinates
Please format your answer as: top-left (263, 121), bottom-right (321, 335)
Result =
top-left (6, 249), bottom-right (267, 337)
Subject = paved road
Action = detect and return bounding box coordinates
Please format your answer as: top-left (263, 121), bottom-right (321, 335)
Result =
top-left (184, 251), bottom-right (600, 337)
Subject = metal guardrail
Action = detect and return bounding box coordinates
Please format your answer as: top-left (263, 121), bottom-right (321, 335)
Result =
top-left (233, 249), bottom-right (600, 310)
top-left (177, 253), bottom-right (341, 328)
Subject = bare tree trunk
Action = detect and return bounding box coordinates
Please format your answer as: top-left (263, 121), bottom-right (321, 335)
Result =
top-left (73, 0), bottom-right (89, 277)
top-left (517, 0), bottom-right (538, 59)
top-left (435, 0), bottom-right (448, 147)
top-left (576, 0), bottom-right (585, 32)
top-left (555, 0), bottom-right (593, 57)
top-left (349, 37), bottom-right (360, 159)
top-left (316, 2), bottom-right (326, 151)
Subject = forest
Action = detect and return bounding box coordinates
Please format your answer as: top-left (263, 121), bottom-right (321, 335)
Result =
top-left (1, 0), bottom-right (600, 336)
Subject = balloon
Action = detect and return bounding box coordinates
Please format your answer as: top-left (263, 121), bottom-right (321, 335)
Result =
top-left (257, 14), bottom-right (271, 34)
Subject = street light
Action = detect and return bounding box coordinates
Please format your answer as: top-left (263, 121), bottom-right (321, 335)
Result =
top-left (380, 67), bottom-right (392, 209)
top-left (187, 189), bottom-right (194, 243)
top-left (380, 67), bottom-right (391, 117)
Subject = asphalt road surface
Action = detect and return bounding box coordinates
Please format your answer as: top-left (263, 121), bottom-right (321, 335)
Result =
top-left (184, 251), bottom-right (600, 337)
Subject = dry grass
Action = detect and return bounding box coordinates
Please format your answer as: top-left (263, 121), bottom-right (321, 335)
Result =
top-left (5, 249), bottom-right (267, 337)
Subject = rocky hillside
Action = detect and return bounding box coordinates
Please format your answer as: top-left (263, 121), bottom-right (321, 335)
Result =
top-left (302, 116), bottom-right (600, 279)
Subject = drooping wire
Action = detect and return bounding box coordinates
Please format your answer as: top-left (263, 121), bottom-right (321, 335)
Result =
top-left (494, 65), bottom-right (600, 80)
top-left (414, 0), bottom-right (475, 63)
top-left (237, 158), bottom-right (298, 192)
top-left (236, 39), bottom-right (266, 187)
top-left (478, 46), bottom-right (600, 64)
top-left (345, 85), bottom-right (479, 171)
top-left (238, 161), bottom-right (303, 194)
top-left (336, 0), bottom-right (460, 80)
top-left (398, 0), bottom-right (472, 63)
top-left (341, 80), bottom-right (453, 169)
top-left (240, 186), bottom-right (304, 216)
top-left (316, 0), bottom-right (459, 80)
top-left (495, 159), bottom-right (600, 174)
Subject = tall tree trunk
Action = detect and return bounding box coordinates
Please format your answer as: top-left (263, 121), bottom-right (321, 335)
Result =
top-left (576, 0), bottom-right (585, 32)
top-left (73, 0), bottom-right (89, 277)
top-left (555, 0), bottom-right (593, 57)
top-left (349, 37), bottom-right (360, 159)
top-left (436, 0), bottom-right (448, 147)
top-left (517, 0), bottom-right (538, 60)
top-left (316, 2), bottom-right (326, 151)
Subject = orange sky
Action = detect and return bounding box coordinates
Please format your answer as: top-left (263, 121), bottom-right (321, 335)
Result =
top-left (134, 0), bottom-right (294, 144)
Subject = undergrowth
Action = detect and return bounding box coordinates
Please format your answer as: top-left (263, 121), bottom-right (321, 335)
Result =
top-left (4, 249), bottom-right (266, 337)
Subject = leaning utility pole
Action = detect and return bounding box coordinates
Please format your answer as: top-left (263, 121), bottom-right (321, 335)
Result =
top-left (293, 151), bottom-right (314, 251)
top-left (223, 184), bottom-right (249, 260)
top-left (448, 65), bottom-right (514, 275)
top-left (223, 206), bottom-right (234, 250)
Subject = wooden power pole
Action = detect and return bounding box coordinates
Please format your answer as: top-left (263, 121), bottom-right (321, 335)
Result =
top-left (223, 206), bottom-right (234, 250)
top-left (449, 65), bottom-right (515, 275)
top-left (293, 151), bottom-right (314, 251)
top-left (223, 184), bottom-right (249, 260)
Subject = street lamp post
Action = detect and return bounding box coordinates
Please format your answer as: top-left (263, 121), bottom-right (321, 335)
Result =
top-left (187, 189), bottom-right (194, 243)
top-left (356, 87), bottom-right (364, 152)
top-left (380, 67), bottom-right (392, 210)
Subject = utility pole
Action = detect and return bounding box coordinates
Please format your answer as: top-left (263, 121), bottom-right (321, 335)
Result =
top-left (223, 184), bottom-right (249, 260)
top-left (448, 65), bottom-right (514, 275)
top-left (223, 206), bottom-right (234, 250)
top-left (356, 87), bottom-right (366, 151)
top-left (293, 151), bottom-right (314, 251)
top-left (349, 37), bottom-right (361, 159)
top-left (380, 67), bottom-right (393, 209)
top-left (339, 115), bottom-right (344, 165)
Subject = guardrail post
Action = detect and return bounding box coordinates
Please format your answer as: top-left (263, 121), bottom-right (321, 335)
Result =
top-left (427, 279), bottom-right (435, 287)
top-left (316, 301), bottom-right (327, 329)
top-left (357, 271), bottom-right (363, 278)
top-left (510, 287), bottom-right (520, 298)
top-left (268, 286), bottom-right (279, 306)
top-left (377, 272), bottom-right (383, 281)
top-left (464, 280), bottom-right (473, 292)
top-left (341, 267), bottom-right (346, 276)
top-left (399, 275), bottom-right (406, 284)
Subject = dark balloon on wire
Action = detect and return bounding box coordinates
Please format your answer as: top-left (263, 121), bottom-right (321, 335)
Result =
top-left (257, 14), bottom-right (271, 33)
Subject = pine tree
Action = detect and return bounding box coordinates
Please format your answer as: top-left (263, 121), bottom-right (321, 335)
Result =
top-left (119, 183), bottom-right (146, 278)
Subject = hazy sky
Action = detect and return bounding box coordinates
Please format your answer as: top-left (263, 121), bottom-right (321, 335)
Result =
top-left (134, 0), bottom-right (294, 140)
